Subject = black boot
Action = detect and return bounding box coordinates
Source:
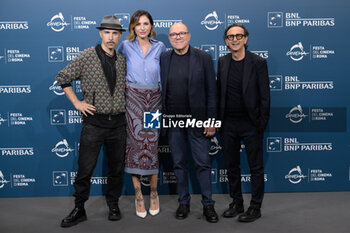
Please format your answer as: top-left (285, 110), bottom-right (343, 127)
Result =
top-left (238, 207), bottom-right (261, 222)
top-left (108, 204), bottom-right (121, 221)
top-left (61, 207), bottom-right (87, 227)
top-left (223, 203), bottom-right (244, 218)
top-left (203, 205), bottom-right (219, 223)
top-left (175, 204), bottom-right (190, 220)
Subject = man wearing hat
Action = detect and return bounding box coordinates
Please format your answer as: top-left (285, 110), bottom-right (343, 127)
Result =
top-left (57, 15), bottom-right (127, 227)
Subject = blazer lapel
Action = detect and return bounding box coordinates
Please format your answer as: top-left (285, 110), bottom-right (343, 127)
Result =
top-left (221, 54), bottom-right (231, 99)
top-left (243, 51), bottom-right (253, 94)
top-left (163, 50), bottom-right (173, 93)
top-left (188, 46), bottom-right (195, 87)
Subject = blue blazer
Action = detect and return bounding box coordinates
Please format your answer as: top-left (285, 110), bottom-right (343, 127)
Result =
top-left (160, 46), bottom-right (218, 122)
top-left (217, 50), bottom-right (270, 130)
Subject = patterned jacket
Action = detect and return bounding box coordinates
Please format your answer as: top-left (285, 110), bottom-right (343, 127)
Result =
top-left (56, 47), bottom-right (126, 115)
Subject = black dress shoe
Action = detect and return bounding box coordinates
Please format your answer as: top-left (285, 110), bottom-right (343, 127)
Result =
top-left (108, 205), bottom-right (121, 221)
top-left (175, 204), bottom-right (190, 220)
top-left (61, 207), bottom-right (87, 228)
top-left (238, 207), bottom-right (261, 222)
top-left (222, 203), bottom-right (244, 218)
top-left (203, 205), bottom-right (219, 223)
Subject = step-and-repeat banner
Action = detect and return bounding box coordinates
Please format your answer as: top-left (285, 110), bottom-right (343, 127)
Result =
top-left (1, 0), bottom-right (349, 197)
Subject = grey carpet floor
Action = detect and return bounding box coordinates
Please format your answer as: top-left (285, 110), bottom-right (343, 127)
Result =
top-left (0, 192), bottom-right (349, 233)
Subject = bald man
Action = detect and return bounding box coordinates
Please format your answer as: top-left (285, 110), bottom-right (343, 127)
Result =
top-left (160, 23), bottom-right (218, 223)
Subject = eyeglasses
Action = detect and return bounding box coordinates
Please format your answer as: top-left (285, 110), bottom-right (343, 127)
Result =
top-left (169, 31), bottom-right (189, 39)
top-left (225, 34), bottom-right (245, 41)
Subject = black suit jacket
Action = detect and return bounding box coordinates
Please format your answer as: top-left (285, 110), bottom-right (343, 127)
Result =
top-left (160, 46), bottom-right (217, 121)
top-left (217, 50), bottom-right (270, 130)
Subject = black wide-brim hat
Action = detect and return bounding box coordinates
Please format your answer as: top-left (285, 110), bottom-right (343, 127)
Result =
top-left (96, 15), bottom-right (126, 31)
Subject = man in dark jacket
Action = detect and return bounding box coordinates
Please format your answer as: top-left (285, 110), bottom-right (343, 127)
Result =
top-left (160, 22), bottom-right (219, 223)
top-left (217, 24), bottom-right (270, 222)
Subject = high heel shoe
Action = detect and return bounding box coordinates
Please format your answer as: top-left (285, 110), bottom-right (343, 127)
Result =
top-left (135, 199), bottom-right (147, 218)
top-left (149, 196), bottom-right (160, 216)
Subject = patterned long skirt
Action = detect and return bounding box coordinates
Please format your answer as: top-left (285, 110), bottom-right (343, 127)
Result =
top-left (124, 86), bottom-right (161, 175)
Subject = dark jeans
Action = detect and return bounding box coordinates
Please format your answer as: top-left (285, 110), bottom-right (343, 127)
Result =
top-left (168, 128), bottom-right (214, 206)
top-left (221, 118), bottom-right (264, 209)
top-left (73, 122), bottom-right (126, 208)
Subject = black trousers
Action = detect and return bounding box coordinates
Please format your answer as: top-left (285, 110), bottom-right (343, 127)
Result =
top-left (73, 122), bottom-right (126, 208)
top-left (221, 118), bottom-right (264, 209)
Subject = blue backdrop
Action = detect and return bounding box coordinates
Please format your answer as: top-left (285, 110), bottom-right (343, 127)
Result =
top-left (1, 0), bottom-right (349, 197)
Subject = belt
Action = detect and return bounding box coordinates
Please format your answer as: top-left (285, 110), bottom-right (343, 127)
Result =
top-left (94, 113), bottom-right (125, 121)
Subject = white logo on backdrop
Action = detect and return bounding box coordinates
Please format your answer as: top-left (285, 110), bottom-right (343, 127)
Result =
top-left (269, 75), bottom-right (282, 91)
top-left (114, 13), bottom-right (130, 30)
top-left (201, 11), bottom-right (224, 30)
top-left (209, 137), bottom-right (222, 155)
top-left (51, 139), bottom-right (74, 158)
top-left (0, 171), bottom-right (10, 188)
top-left (0, 114), bottom-right (8, 126)
top-left (285, 166), bottom-right (307, 184)
top-left (267, 12), bottom-right (283, 28)
top-left (48, 46), bottom-right (64, 62)
top-left (201, 44), bottom-right (217, 60)
top-left (285, 105), bottom-right (308, 123)
top-left (50, 109), bottom-right (66, 125)
top-left (267, 137), bottom-right (282, 152)
top-left (47, 12), bottom-right (70, 32)
top-left (286, 42), bottom-right (309, 61)
top-left (49, 81), bottom-right (65, 96)
top-left (53, 171), bottom-right (68, 186)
